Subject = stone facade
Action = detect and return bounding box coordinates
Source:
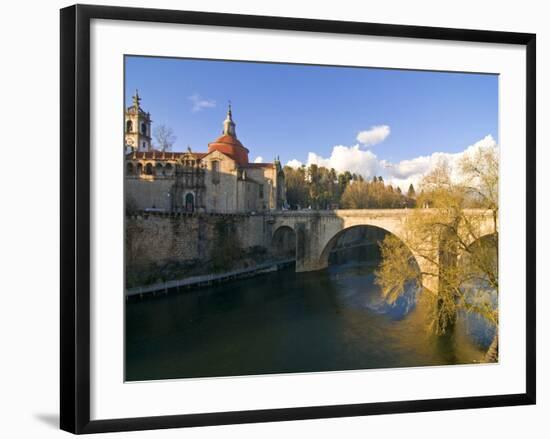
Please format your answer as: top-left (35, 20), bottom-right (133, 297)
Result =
top-left (126, 213), bottom-right (271, 267)
top-left (125, 212), bottom-right (272, 287)
top-left (124, 94), bottom-right (286, 214)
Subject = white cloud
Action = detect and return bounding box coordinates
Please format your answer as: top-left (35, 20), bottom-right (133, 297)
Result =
top-left (384, 134), bottom-right (498, 190)
top-left (189, 94), bottom-right (216, 112)
top-left (384, 155), bottom-right (432, 179)
top-left (286, 159), bottom-right (303, 169)
top-left (307, 145), bottom-right (380, 177)
top-left (356, 125), bottom-right (391, 146)
top-left (286, 134), bottom-right (497, 193)
top-left (254, 156), bottom-right (264, 163)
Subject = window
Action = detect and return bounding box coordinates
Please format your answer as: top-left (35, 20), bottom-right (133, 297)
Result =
top-left (211, 160), bottom-right (220, 184)
top-left (259, 184), bottom-right (264, 199)
top-left (141, 122), bottom-right (147, 135)
top-left (185, 193), bottom-right (195, 213)
top-left (126, 120), bottom-right (132, 132)
top-left (145, 163), bottom-right (153, 175)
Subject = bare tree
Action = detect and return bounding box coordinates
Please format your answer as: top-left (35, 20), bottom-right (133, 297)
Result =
top-left (153, 124), bottom-right (176, 152)
top-left (375, 146), bottom-right (499, 360)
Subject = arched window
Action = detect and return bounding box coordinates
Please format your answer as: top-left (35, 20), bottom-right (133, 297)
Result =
top-left (136, 163), bottom-right (143, 175)
top-left (155, 163), bottom-right (163, 177)
top-left (126, 120), bottom-right (132, 132)
top-left (145, 163), bottom-right (153, 175)
top-left (164, 163), bottom-right (173, 176)
top-left (126, 162), bottom-right (134, 175)
top-left (141, 123), bottom-right (147, 135)
top-left (185, 193), bottom-right (195, 213)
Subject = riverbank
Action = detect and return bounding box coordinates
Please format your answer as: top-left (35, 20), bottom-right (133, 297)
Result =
top-left (126, 258), bottom-right (295, 299)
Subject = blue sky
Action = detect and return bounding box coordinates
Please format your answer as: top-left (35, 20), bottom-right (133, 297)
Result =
top-left (125, 56), bottom-right (498, 188)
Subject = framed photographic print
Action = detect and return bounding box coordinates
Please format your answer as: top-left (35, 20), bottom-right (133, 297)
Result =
top-left (60, 4), bottom-right (536, 434)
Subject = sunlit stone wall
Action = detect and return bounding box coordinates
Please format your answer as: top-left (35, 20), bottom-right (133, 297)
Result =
top-left (125, 212), bottom-right (270, 272)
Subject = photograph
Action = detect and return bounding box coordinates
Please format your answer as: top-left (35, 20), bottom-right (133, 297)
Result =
top-left (124, 56), bottom-right (499, 382)
top-left (0, 0), bottom-right (543, 436)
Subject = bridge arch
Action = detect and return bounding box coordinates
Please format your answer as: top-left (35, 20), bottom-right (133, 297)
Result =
top-left (457, 232), bottom-right (498, 263)
top-left (271, 225), bottom-right (297, 259)
top-left (268, 210), bottom-right (494, 295)
top-left (459, 232), bottom-right (498, 283)
top-left (318, 224), bottom-right (421, 275)
top-left (466, 232), bottom-right (498, 251)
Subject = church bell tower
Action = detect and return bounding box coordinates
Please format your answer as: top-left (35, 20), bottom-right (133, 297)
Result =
top-left (125, 90), bottom-right (152, 153)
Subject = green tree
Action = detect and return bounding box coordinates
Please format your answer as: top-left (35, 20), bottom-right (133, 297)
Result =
top-left (284, 165), bottom-right (309, 209)
top-left (282, 166), bottom-right (414, 210)
top-left (341, 180), bottom-right (371, 208)
top-left (328, 168), bottom-right (338, 206)
top-left (307, 164), bottom-right (321, 208)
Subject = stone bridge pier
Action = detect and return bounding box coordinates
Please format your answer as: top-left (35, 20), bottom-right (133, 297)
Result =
top-left (268, 209), bottom-right (495, 296)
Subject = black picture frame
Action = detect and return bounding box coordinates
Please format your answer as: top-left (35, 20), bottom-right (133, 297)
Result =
top-left (60, 4), bottom-right (536, 434)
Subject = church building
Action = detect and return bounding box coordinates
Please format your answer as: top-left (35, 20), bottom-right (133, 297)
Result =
top-left (125, 92), bottom-right (286, 214)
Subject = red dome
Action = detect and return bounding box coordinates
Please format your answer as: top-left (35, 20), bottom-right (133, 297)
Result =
top-left (208, 134), bottom-right (249, 166)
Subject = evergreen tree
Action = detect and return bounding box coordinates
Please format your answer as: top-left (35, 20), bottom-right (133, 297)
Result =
top-left (407, 183), bottom-right (416, 198)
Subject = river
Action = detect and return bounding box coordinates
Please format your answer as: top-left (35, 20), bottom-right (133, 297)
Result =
top-left (125, 244), bottom-right (496, 381)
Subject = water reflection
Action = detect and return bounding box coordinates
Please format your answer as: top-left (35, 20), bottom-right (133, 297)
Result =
top-left (126, 244), bottom-right (493, 381)
top-left (460, 283), bottom-right (497, 349)
top-left (327, 261), bottom-right (419, 320)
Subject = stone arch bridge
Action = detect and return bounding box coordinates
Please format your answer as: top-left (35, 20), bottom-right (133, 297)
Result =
top-left (267, 209), bottom-right (495, 294)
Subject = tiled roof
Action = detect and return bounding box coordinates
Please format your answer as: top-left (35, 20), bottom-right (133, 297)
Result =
top-left (210, 134), bottom-right (248, 150)
top-left (125, 150), bottom-right (275, 168)
top-left (243, 163), bottom-right (274, 168)
top-left (208, 133), bottom-right (250, 166)
top-left (126, 151), bottom-right (208, 160)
